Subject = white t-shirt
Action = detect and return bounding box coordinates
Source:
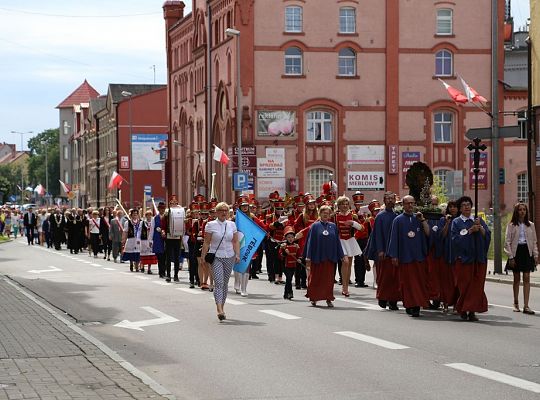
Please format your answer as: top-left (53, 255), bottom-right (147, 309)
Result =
top-left (205, 219), bottom-right (237, 258)
top-left (89, 217), bottom-right (100, 234)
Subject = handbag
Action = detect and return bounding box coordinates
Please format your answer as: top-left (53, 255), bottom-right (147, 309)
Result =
top-left (205, 223), bottom-right (227, 264)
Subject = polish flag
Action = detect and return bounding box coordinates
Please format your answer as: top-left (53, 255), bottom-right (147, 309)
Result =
top-left (438, 78), bottom-right (468, 104)
top-left (459, 76), bottom-right (488, 104)
top-left (34, 184), bottom-right (45, 196)
top-left (213, 145), bottom-right (230, 165)
top-left (59, 180), bottom-right (71, 194)
top-left (108, 171), bottom-right (125, 190)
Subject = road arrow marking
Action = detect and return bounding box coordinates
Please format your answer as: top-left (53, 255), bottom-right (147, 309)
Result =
top-left (114, 306), bottom-right (179, 331)
top-left (28, 266), bottom-right (62, 274)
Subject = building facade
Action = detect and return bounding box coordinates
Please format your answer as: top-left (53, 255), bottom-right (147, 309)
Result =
top-left (164, 0), bottom-right (528, 211)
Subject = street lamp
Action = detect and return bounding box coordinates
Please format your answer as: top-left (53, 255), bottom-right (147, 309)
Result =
top-left (121, 90), bottom-right (134, 208)
top-left (10, 130), bottom-right (33, 203)
top-left (225, 28), bottom-right (242, 195)
top-left (41, 140), bottom-right (49, 205)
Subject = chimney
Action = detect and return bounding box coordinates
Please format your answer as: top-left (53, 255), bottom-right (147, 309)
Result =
top-left (163, 1), bottom-right (185, 31)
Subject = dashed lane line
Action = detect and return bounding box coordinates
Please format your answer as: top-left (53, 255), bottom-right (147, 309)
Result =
top-left (103, 267), bottom-right (117, 271)
top-left (259, 310), bottom-right (301, 320)
top-left (90, 263), bottom-right (102, 267)
top-left (446, 363), bottom-right (540, 394)
top-left (335, 331), bottom-right (410, 350)
top-left (334, 297), bottom-right (380, 310)
top-left (176, 288), bottom-right (204, 295)
top-left (225, 298), bottom-right (247, 305)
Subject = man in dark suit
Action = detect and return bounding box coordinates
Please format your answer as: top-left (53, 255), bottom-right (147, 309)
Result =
top-left (23, 207), bottom-right (38, 245)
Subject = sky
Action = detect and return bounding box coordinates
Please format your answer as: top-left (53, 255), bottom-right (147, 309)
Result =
top-left (0, 1), bottom-right (531, 150)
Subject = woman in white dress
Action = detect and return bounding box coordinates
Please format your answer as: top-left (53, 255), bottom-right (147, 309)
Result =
top-left (88, 210), bottom-right (101, 257)
top-left (122, 209), bottom-right (142, 272)
top-left (140, 210), bottom-right (157, 274)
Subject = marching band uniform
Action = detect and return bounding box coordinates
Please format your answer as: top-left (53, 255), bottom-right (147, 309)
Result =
top-left (280, 226), bottom-right (301, 300)
top-left (352, 192), bottom-right (370, 288)
top-left (293, 195), bottom-right (318, 289)
top-left (267, 200), bottom-right (286, 284)
top-left (185, 202), bottom-right (201, 287)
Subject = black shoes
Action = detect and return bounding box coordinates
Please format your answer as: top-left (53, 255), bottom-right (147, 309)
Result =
top-left (189, 283), bottom-right (195, 289)
top-left (378, 300), bottom-right (388, 309)
top-left (166, 277), bottom-right (171, 282)
top-left (355, 283), bottom-right (368, 288)
top-left (173, 277), bottom-right (179, 282)
top-left (388, 302), bottom-right (399, 311)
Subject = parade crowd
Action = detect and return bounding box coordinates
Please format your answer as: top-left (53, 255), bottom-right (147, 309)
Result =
top-left (1, 185), bottom-right (537, 321)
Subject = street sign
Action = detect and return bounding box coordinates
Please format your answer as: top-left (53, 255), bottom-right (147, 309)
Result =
top-left (233, 172), bottom-right (250, 190)
top-left (465, 125), bottom-right (520, 140)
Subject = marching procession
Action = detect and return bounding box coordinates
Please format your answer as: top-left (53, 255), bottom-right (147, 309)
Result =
top-left (1, 182), bottom-right (537, 321)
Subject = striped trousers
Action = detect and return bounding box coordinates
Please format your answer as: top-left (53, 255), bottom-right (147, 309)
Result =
top-left (212, 256), bottom-right (235, 305)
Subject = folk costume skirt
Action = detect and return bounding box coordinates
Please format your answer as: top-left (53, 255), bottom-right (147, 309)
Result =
top-left (454, 259), bottom-right (488, 313)
top-left (306, 260), bottom-right (335, 302)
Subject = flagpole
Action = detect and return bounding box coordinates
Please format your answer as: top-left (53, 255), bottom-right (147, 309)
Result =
top-left (151, 197), bottom-right (158, 215)
top-left (210, 172), bottom-right (216, 200)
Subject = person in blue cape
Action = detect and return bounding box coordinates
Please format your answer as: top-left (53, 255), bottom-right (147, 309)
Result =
top-left (370, 192), bottom-right (400, 310)
top-left (451, 196), bottom-right (491, 322)
top-left (436, 201), bottom-right (459, 312)
top-left (304, 205), bottom-right (345, 308)
top-left (387, 195), bottom-right (430, 317)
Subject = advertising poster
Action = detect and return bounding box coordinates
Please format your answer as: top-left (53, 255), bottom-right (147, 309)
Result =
top-left (257, 178), bottom-right (286, 199)
top-left (131, 134), bottom-right (168, 171)
top-left (402, 151), bottom-right (421, 188)
top-left (257, 111), bottom-right (296, 137)
top-left (347, 145), bottom-right (385, 165)
top-left (469, 152), bottom-right (488, 190)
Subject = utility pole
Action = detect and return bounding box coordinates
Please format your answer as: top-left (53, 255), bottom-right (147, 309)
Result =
top-left (42, 140), bottom-right (49, 205)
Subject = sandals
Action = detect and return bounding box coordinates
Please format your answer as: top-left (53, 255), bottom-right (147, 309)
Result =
top-left (523, 307), bottom-right (535, 315)
top-left (342, 291), bottom-right (350, 298)
top-left (217, 313), bottom-right (226, 321)
top-left (326, 300), bottom-right (334, 308)
top-left (513, 303), bottom-right (520, 312)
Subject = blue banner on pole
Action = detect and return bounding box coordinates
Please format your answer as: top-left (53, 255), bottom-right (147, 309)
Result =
top-left (233, 210), bottom-right (267, 273)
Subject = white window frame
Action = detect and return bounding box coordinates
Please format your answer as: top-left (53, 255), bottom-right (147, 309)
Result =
top-left (64, 170), bottom-right (69, 184)
top-left (435, 49), bottom-right (453, 77)
top-left (436, 9), bottom-right (453, 35)
top-left (63, 120), bottom-right (70, 135)
top-left (433, 112), bottom-right (453, 143)
top-left (285, 6), bottom-right (303, 33)
top-left (306, 111), bottom-right (333, 142)
top-left (339, 7), bottom-right (356, 34)
top-left (518, 110), bottom-right (527, 139)
top-left (517, 173), bottom-right (528, 202)
top-left (284, 47), bottom-right (303, 75)
top-left (307, 168), bottom-right (333, 196)
top-left (63, 145), bottom-right (69, 160)
top-left (338, 48), bottom-right (356, 76)
top-left (434, 169), bottom-right (450, 192)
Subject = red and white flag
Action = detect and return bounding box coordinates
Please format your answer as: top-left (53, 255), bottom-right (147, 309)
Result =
top-left (108, 171), bottom-right (125, 190)
top-left (438, 78), bottom-right (468, 104)
top-left (213, 145), bottom-right (230, 165)
top-left (34, 184), bottom-right (45, 196)
top-left (459, 76), bottom-right (487, 104)
top-left (59, 180), bottom-right (71, 194)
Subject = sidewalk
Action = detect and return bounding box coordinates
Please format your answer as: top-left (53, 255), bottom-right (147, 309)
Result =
top-left (0, 276), bottom-right (172, 400)
top-left (485, 260), bottom-right (540, 288)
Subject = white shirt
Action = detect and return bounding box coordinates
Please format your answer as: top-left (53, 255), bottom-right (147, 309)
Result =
top-left (89, 217), bottom-right (100, 234)
top-left (518, 223), bottom-right (527, 245)
top-left (459, 214), bottom-right (474, 222)
top-left (205, 219), bottom-right (237, 258)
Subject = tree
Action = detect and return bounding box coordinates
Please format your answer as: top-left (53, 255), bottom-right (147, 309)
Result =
top-left (0, 164), bottom-right (23, 204)
top-left (27, 128), bottom-right (60, 196)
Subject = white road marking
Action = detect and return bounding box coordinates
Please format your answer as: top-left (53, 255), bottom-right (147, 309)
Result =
top-left (152, 281), bottom-right (169, 286)
top-left (259, 310), bottom-right (301, 320)
top-left (446, 363), bottom-right (540, 394)
top-left (177, 288), bottom-right (204, 295)
top-left (90, 263), bottom-right (102, 267)
top-left (28, 266), bottom-right (62, 274)
top-left (114, 306), bottom-right (179, 331)
top-left (335, 331), bottom-right (410, 350)
top-left (134, 276), bottom-right (150, 280)
top-left (83, 261), bottom-right (93, 264)
top-left (225, 298), bottom-right (246, 305)
top-left (489, 303), bottom-right (538, 313)
top-left (334, 298), bottom-right (381, 310)
top-left (120, 272), bottom-right (133, 275)
top-left (103, 267), bottom-right (116, 271)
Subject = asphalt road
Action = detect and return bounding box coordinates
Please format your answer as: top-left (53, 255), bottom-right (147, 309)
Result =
top-left (1, 238), bottom-right (539, 400)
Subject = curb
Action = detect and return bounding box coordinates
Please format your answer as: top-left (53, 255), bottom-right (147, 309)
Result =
top-left (485, 276), bottom-right (540, 288)
top-left (0, 238), bottom-right (13, 245)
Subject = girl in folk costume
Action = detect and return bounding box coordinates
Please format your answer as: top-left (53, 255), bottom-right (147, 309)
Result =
top-left (122, 209), bottom-right (143, 272)
top-left (100, 207), bottom-right (112, 261)
top-left (139, 210), bottom-right (157, 274)
top-left (88, 210), bottom-right (101, 258)
top-left (280, 226), bottom-right (302, 300)
top-left (294, 194), bottom-right (319, 289)
top-left (335, 196), bottom-right (363, 297)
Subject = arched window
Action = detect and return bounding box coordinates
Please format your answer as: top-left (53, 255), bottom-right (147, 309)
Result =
top-left (307, 110), bottom-right (333, 142)
top-left (173, 79), bottom-right (178, 107)
top-left (436, 9), bottom-right (453, 35)
top-left (189, 71), bottom-right (194, 100)
top-left (433, 111), bottom-right (454, 143)
top-left (517, 173), bottom-right (528, 202)
top-left (215, 59), bottom-right (220, 86)
top-left (284, 47), bottom-right (303, 75)
top-left (338, 48), bottom-right (356, 76)
top-left (435, 50), bottom-right (453, 76)
top-left (285, 6), bottom-right (302, 32)
top-left (339, 7), bottom-right (356, 33)
top-left (227, 53), bottom-right (232, 84)
top-left (307, 168), bottom-right (333, 196)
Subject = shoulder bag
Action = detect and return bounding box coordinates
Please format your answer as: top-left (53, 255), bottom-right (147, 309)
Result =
top-left (205, 222), bottom-right (227, 264)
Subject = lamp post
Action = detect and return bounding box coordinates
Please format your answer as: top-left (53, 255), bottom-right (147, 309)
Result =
top-left (10, 130), bottom-right (33, 203)
top-left (41, 140), bottom-right (49, 205)
top-left (225, 28), bottom-right (242, 195)
top-left (121, 91), bottom-right (134, 208)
